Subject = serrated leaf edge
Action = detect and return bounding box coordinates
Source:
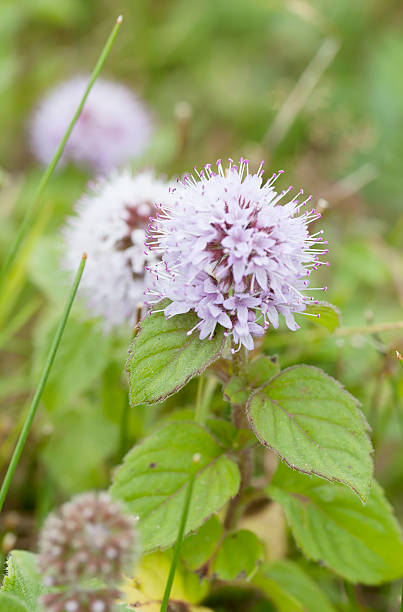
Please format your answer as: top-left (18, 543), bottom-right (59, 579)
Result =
top-left (1, 551), bottom-right (40, 610)
top-left (126, 309), bottom-right (228, 406)
top-left (246, 364), bottom-right (374, 502)
top-left (267, 479), bottom-right (403, 585)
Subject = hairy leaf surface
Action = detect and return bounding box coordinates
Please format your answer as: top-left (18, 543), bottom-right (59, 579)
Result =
top-left (253, 560), bottom-right (336, 612)
top-left (248, 365), bottom-right (373, 500)
top-left (268, 465), bottom-right (403, 584)
top-left (110, 422), bottom-right (240, 551)
top-left (1, 551), bottom-right (42, 611)
top-left (127, 303), bottom-right (226, 405)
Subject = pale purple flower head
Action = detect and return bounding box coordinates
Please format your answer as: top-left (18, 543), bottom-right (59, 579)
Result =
top-left (146, 158), bottom-right (328, 351)
top-left (30, 76), bottom-right (153, 172)
top-left (63, 169), bottom-right (170, 328)
top-left (38, 491), bottom-right (137, 586)
top-left (41, 587), bottom-right (120, 612)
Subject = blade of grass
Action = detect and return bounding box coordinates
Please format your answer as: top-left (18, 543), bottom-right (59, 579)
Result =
top-left (264, 36), bottom-right (339, 152)
top-left (0, 253), bottom-right (87, 513)
top-left (160, 454), bottom-right (200, 612)
top-left (160, 376), bottom-right (215, 609)
top-left (0, 15), bottom-right (123, 291)
top-left (344, 581), bottom-right (359, 611)
top-left (160, 375), bottom-right (213, 610)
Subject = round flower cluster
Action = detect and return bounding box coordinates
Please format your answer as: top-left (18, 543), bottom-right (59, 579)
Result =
top-left (41, 588), bottom-right (120, 612)
top-left (38, 492), bottom-right (137, 587)
top-left (63, 169), bottom-right (169, 328)
top-left (146, 158), bottom-right (328, 351)
top-left (30, 76), bottom-right (153, 172)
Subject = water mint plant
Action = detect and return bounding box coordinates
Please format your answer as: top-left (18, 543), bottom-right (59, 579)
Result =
top-left (1, 6), bottom-right (403, 612)
top-left (146, 158), bottom-right (328, 349)
top-left (110, 157), bottom-right (401, 607)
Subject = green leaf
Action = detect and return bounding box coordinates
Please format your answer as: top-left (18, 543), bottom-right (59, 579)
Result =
top-left (247, 355), bottom-right (280, 387)
top-left (247, 365), bottom-right (373, 500)
top-left (303, 302), bottom-right (341, 333)
top-left (127, 303), bottom-right (226, 406)
top-left (224, 377), bottom-right (249, 404)
top-left (253, 560), bottom-right (336, 612)
top-left (205, 418), bottom-right (238, 449)
top-left (124, 550), bottom-right (209, 609)
top-left (110, 422), bottom-right (240, 552)
top-left (212, 529), bottom-right (264, 581)
top-left (0, 593), bottom-right (29, 612)
top-left (1, 551), bottom-right (42, 610)
top-left (224, 356), bottom-right (280, 405)
top-left (268, 464), bottom-right (403, 584)
top-left (181, 515), bottom-right (223, 572)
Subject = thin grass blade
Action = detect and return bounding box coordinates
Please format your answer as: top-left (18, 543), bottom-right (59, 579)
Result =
top-left (0, 16), bottom-right (123, 290)
top-left (0, 253), bottom-right (87, 512)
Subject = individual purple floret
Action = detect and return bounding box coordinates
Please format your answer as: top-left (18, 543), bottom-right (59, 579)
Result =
top-left (146, 158), bottom-right (328, 351)
top-left (30, 76), bottom-right (153, 172)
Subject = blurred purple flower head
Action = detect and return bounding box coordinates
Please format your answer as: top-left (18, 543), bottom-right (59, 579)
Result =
top-left (38, 491), bottom-right (137, 586)
top-left (63, 169), bottom-right (169, 328)
top-left (41, 587), bottom-right (120, 612)
top-left (30, 76), bottom-right (153, 172)
top-left (146, 158), bottom-right (328, 351)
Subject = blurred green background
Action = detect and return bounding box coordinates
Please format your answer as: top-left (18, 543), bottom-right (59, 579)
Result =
top-left (1, 0), bottom-right (403, 218)
top-left (0, 1), bottom-right (402, 610)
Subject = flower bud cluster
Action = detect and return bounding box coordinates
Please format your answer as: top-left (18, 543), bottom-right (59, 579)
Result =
top-left (30, 76), bottom-right (153, 173)
top-left (39, 492), bottom-right (137, 612)
top-left (63, 169), bottom-right (169, 327)
top-left (146, 158), bottom-right (328, 351)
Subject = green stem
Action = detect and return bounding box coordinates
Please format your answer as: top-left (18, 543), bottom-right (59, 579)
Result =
top-left (0, 254), bottom-right (87, 513)
top-left (344, 581), bottom-right (359, 611)
top-left (225, 345), bottom-right (252, 529)
top-left (0, 16), bottom-right (123, 291)
top-left (266, 320), bottom-right (403, 350)
top-left (160, 456), bottom-right (199, 612)
top-left (159, 373), bottom-right (215, 609)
